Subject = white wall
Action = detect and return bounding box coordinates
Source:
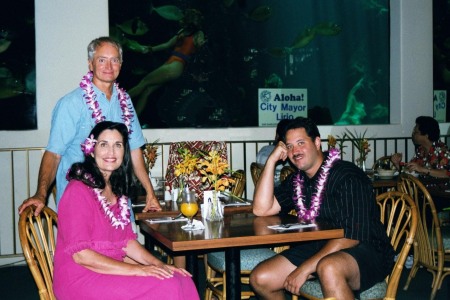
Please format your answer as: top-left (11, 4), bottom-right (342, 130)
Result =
top-left (0, 0), bottom-right (444, 148)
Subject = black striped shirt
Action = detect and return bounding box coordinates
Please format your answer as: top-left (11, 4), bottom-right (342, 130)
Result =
top-left (275, 154), bottom-right (393, 255)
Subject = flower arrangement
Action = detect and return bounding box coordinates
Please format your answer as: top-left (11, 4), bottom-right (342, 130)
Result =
top-left (345, 128), bottom-right (371, 165)
top-left (197, 150), bottom-right (235, 191)
top-left (173, 148), bottom-right (200, 189)
top-left (142, 139), bottom-right (159, 173)
top-left (327, 133), bottom-right (347, 156)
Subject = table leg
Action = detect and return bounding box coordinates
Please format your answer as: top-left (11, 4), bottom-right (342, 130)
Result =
top-left (143, 236), bottom-right (154, 252)
top-left (186, 253), bottom-right (199, 289)
top-left (225, 247), bottom-right (241, 300)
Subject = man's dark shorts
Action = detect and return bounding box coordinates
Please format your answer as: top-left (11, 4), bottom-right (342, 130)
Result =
top-left (280, 240), bottom-right (393, 292)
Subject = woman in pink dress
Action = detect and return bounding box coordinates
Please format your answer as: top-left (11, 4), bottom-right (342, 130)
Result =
top-left (53, 121), bottom-right (199, 300)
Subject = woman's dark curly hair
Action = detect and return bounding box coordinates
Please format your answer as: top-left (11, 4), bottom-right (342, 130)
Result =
top-left (415, 116), bottom-right (440, 142)
top-left (67, 121), bottom-right (134, 197)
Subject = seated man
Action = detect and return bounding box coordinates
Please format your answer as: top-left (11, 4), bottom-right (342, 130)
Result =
top-left (250, 117), bottom-right (394, 299)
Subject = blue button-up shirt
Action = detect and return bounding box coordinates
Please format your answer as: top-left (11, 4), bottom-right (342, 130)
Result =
top-left (47, 84), bottom-right (145, 203)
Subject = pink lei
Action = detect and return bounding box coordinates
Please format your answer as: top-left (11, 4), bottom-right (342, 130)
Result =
top-left (293, 148), bottom-right (340, 223)
top-left (80, 71), bottom-right (134, 134)
top-left (93, 188), bottom-right (130, 229)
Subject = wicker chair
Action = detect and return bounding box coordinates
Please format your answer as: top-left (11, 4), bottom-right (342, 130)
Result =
top-left (19, 206), bottom-right (58, 300)
top-left (280, 165), bottom-right (296, 182)
top-left (250, 162), bottom-right (263, 186)
top-left (231, 169), bottom-right (246, 198)
top-left (299, 191), bottom-right (418, 300)
top-left (398, 173), bottom-right (450, 300)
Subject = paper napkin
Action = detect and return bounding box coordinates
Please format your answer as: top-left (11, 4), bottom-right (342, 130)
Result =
top-left (146, 217), bottom-right (188, 224)
top-left (181, 219), bottom-right (205, 231)
top-left (267, 223), bottom-right (317, 231)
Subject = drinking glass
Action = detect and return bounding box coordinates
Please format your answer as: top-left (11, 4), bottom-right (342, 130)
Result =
top-left (180, 189), bottom-right (198, 229)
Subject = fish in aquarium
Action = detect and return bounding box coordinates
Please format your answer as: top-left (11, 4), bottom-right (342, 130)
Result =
top-left (0, 77), bottom-right (25, 100)
top-left (290, 27), bottom-right (316, 49)
top-left (267, 47), bottom-right (291, 58)
top-left (0, 29), bottom-right (12, 54)
top-left (151, 5), bottom-right (184, 21)
top-left (313, 22), bottom-right (342, 36)
top-left (264, 73), bottom-right (283, 88)
top-left (223, 0), bottom-right (234, 8)
top-left (246, 5), bottom-right (273, 22)
top-left (116, 17), bottom-right (149, 36)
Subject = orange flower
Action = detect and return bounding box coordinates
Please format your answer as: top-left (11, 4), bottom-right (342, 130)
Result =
top-left (345, 128), bottom-right (371, 162)
top-left (197, 150), bottom-right (235, 191)
top-left (143, 140), bottom-right (159, 172)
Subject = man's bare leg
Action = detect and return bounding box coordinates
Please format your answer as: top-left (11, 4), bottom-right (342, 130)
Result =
top-left (250, 255), bottom-right (297, 300)
top-left (317, 252), bottom-right (360, 299)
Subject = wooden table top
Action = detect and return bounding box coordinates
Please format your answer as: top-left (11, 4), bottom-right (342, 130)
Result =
top-left (369, 174), bottom-right (450, 199)
top-left (138, 213), bottom-right (344, 252)
top-left (371, 176), bottom-right (398, 188)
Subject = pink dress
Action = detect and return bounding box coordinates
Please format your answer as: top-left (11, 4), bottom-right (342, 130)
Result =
top-left (53, 181), bottom-right (199, 300)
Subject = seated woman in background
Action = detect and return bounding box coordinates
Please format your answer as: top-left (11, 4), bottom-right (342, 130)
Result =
top-left (53, 121), bottom-right (199, 300)
top-left (256, 119), bottom-right (291, 186)
top-left (391, 116), bottom-right (450, 178)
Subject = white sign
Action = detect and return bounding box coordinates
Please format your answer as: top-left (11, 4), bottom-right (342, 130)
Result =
top-left (258, 88), bottom-right (308, 126)
top-left (433, 90), bottom-right (447, 123)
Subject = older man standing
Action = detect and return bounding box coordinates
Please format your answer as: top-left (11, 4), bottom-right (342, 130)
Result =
top-left (19, 36), bottom-right (160, 216)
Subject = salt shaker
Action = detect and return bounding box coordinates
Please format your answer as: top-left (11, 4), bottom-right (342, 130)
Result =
top-left (164, 186), bottom-right (171, 201)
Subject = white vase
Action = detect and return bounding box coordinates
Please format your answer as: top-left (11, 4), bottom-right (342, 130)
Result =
top-left (357, 159), bottom-right (366, 172)
top-left (204, 190), bottom-right (223, 221)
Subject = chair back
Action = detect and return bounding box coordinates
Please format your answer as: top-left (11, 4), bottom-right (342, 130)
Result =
top-left (231, 169), bottom-right (246, 197)
top-left (165, 141), bottom-right (227, 198)
top-left (397, 173), bottom-right (444, 275)
top-left (373, 155), bottom-right (393, 170)
top-left (250, 162), bottom-right (263, 186)
top-left (19, 206), bottom-right (58, 300)
top-left (280, 165), bottom-right (296, 182)
top-left (375, 191), bottom-right (418, 299)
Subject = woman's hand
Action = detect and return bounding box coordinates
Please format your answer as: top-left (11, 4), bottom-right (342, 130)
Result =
top-left (138, 264), bottom-right (173, 279)
top-left (406, 162), bottom-right (426, 174)
top-left (166, 264), bottom-right (192, 277)
top-left (137, 264), bottom-right (191, 279)
top-left (390, 153), bottom-right (402, 165)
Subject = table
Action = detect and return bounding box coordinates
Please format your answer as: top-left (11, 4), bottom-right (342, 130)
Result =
top-left (369, 174), bottom-right (450, 198)
top-left (419, 177), bottom-right (450, 199)
top-left (138, 213), bottom-right (344, 300)
top-left (371, 176), bottom-right (398, 195)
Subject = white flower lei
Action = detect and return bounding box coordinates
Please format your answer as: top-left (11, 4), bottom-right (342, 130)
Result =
top-left (93, 188), bottom-right (130, 229)
top-left (293, 148), bottom-right (340, 223)
top-left (80, 71), bottom-right (134, 134)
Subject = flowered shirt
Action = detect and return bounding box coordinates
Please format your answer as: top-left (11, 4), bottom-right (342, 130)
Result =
top-left (411, 141), bottom-right (450, 176)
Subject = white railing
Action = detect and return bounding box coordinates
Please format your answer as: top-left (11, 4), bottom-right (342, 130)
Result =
top-left (2, 136), bottom-right (435, 264)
